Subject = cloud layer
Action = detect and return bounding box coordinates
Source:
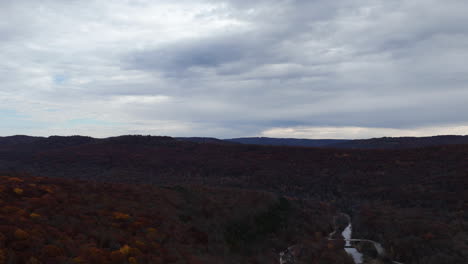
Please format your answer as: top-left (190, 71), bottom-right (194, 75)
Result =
top-left (1, 0), bottom-right (468, 138)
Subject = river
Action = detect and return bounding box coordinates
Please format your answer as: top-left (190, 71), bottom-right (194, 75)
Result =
top-left (342, 223), bottom-right (364, 263)
top-left (339, 221), bottom-right (403, 264)
top-left (280, 215), bottom-right (404, 264)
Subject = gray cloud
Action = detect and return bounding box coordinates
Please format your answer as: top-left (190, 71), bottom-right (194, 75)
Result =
top-left (1, 0), bottom-right (468, 138)
top-left (126, 34), bottom-right (255, 76)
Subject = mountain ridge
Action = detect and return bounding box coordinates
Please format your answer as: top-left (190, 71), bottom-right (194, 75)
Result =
top-left (3, 134), bottom-right (468, 149)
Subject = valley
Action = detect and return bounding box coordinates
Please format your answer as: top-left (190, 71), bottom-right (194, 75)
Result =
top-left (0, 135), bottom-right (466, 263)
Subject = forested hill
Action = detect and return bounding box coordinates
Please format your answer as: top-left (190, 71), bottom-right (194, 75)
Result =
top-left (0, 135), bottom-right (466, 200)
top-left (0, 174), bottom-right (348, 263)
top-left (224, 137), bottom-right (349, 147)
top-left (0, 134), bottom-right (467, 263)
top-left (4, 134), bottom-right (468, 150)
top-left (327, 135), bottom-right (468, 149)
top-left (205, 135), bottom-right (468, 149)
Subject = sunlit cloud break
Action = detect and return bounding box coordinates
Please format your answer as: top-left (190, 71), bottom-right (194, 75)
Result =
top-left (262, 125), bottom-right (468, 140)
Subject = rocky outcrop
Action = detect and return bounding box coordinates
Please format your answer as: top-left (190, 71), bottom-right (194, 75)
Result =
top-left (280, 244), bottom-right (310, 264)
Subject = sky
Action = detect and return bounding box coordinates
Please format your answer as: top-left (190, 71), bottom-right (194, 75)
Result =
top-left (1, 0), bottom-right (468, 139)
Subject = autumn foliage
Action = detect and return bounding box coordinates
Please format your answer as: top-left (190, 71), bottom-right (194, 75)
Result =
top-left (0, 135), bottom-right (467, 263)
top-left (0, 175), bottom-right (343, 263)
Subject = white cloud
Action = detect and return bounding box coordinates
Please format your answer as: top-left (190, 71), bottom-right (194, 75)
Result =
top-left (261, 125), bottom-right (468, 140)
top-left (1, 0), bottom-right (468, 138)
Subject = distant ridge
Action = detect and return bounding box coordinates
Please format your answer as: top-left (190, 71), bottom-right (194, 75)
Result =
top-left (224, 135), bottom-right (468, 149)
top-left (327, 135), bottom-right (468, 149)
top-left (225, 137), bottom-right (349, 147)
top-left (2, 134), bottom-right (468, 150)
top-left (0, 135), bottom-right (97, 151)
top-left (176, 137), bottom-right (238, 145)
top-left (0, 135), bottom-right (43, 145)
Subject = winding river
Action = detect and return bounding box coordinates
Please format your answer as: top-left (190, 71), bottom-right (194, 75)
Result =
top-left (280, 215), bottom-right (404, 264)
top-left (334, 220), bottom-right (403, 264)
top-left (342, 223), bottom-right (364, 263)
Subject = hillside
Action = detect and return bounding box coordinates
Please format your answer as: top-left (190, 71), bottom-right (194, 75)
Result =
top-left (176, 137), bottom-right (237, 145)
top-left (224, 135), bottom-right (468, 149)
top-left (0, 135), bottom-right (467, 263)
top-left (1, 135), bottom-right (467, 198)
top-left (4, 134), bottom-right (468, 150)
top-left (224, 137), bottom-right (349, 147)
top-left (0, 175), bottom-right (353, 264)
top-left (328, 135), bottom-right (468, 149)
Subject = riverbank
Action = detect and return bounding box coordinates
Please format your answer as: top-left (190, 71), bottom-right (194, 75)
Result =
top-left (329, 214), bottom-right (403, 264)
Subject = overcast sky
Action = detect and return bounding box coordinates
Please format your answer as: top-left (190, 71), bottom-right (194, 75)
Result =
top-left (1, 0), bottom-right (468, 139)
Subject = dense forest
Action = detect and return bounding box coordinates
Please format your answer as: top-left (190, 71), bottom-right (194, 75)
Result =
top-left (0, 135), bottom-right (467, 263)
top-left (0, 174), bottom-right (355, 263)
top-left (216, 135), bottom-right (468, 149)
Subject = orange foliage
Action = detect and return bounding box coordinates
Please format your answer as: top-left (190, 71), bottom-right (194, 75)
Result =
top-left (146, 228), bottom-right (159, 240)
top-left (27, 257), bottom-right (41, 264)
top-left (30, 213), bottom-right (41, 219)
top-left (128, 257), bottom-right (138, 264)
top-left (39, 186), bottom-right (54, 194)
top-left (7, 177), bottom-right (24, 182)
top-left (135, 240), bottom-right (146, 251)
top-left (113, 212), bottom-right (130, 220)
top-left (13, 188), bottom-right (24, 195)
top-left (146, 227), bottom-right (157, 233)
top-left (1, 205), bottom-right (21, 214)
top-left (119, 244), bottom-right (131, 255)
top-left (72, 257), bottom-right (84, 263)
top-left (14, 228), bottom-right (29, 240)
